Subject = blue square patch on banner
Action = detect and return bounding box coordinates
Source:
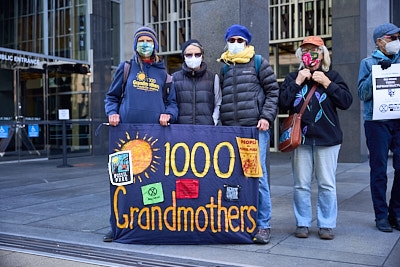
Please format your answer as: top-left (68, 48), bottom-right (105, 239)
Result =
top-left (0, 126), bottom-right (9, 138)
top-left (28, 125), bottom-right (39, 137)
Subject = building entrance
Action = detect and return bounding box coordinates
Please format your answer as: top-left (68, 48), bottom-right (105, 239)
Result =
top-left (0, 50), bottom-right (92, 163)
top-left (0, 67), bottom-right (47, 161)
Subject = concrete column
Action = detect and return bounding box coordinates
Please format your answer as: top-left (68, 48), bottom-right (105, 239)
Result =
top-left (332, 0), bottom-right (390, 162)
top-left (123, 0), bottom-right (143, 60)
top-left (91, 0), bottom-right (113, 155)
top-left (191, 0), bottom-right (269, 74)
top-left (191, 0), bottom-right (270, 176)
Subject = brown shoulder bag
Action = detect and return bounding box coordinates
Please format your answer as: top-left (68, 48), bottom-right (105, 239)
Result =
top-left (278, 84), bottom-right (318, 152)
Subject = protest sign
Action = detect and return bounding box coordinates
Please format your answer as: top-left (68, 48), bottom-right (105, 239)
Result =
top-left (108, 124), bottom-right (261, 244)
top-left (372, 64), bottom-right (400, 120)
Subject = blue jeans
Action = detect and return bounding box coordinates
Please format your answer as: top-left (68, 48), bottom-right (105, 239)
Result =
top-left (292, 144), bottom-right (340, 228)
top-left (257, 130), bottom-right (272, 229)
top-left (364, 120), bottom-right (400, 220)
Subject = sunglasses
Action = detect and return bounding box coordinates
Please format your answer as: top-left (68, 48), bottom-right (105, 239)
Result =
top-left (227, 38), bottom-right (246, 43)
top-left (383, 35), bottom-right (400, 41)
top-left (184, 53), bottom-right (202, 58)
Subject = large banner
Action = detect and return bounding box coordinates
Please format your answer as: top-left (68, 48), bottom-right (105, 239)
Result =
top-left (108, 124), bottom-right (261, 244)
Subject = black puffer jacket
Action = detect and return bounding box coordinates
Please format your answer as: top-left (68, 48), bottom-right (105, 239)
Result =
top-left (220, 56), bottom-right (279, 126)
top-left (173, 62), bottom-right (216, 125)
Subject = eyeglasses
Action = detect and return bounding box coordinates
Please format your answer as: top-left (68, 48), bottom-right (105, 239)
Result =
top-left (227, 38), bottom-right (246, 43)
top-left (184, 53), bottom-right (202, 58)
top-left (382, 35), bottom-right (400, 41)
top-left (301, 47), bottom-right (321, 54)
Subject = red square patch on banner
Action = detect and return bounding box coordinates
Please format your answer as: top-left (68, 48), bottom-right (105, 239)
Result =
top-left (176, 179), bottom-right (199, 199)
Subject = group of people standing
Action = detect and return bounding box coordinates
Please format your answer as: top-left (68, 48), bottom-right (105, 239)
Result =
top-left (104, 23), bottom-right (400, 244)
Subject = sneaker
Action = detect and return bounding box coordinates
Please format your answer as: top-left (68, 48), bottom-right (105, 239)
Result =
top-left (318, 228), bottom-right (334, 240)
top-left (376, 218), bottom-right (393, 232)
top-left (295, 226), bottom-right (309, 238)
top-left (253, 228), bottom-right (271, 244)
top-left (103, 230), bottom-right (113, 242)
top-left (388, 217), bottom-right (400, 231)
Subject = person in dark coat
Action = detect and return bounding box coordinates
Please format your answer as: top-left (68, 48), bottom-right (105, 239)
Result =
top-left (279, 36), bottom-right (352, 240)
top-left (173, 39), bottom-right (221, 125)
top-left (218, 24), bottom-right (279, 244)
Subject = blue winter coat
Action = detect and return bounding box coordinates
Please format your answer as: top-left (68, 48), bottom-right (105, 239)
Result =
top-left (358, 49), bottom-right (400, 121)
top-left (105, 56), bottom-right (178, 124)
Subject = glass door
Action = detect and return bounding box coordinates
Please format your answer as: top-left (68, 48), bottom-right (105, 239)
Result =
top-left (0, 67), bottom-right (47, 162)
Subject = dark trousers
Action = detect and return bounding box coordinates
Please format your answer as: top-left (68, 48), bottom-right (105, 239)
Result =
top-left (364, 120), bottom-right (400, 220)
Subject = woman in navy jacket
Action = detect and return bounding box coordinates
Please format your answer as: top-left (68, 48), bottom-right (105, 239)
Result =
top-left (103, 26), bottom-right (178, 242)
top-left (105, 26), bottom-right (178, 127)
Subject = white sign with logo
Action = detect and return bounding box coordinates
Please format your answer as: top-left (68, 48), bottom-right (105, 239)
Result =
top-left (58, 109), bottom-right (70, 120)
top-left (372, 63), bottom-right (400, 120)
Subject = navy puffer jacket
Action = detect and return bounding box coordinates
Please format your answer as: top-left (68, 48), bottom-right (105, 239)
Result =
top-left (220, 56), bottom-right (279, 126)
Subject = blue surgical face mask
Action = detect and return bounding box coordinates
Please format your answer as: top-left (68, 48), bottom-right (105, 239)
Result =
top-left (136, 42), bottom-right (154, 57)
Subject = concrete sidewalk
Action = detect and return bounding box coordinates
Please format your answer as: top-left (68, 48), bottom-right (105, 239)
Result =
top-left (0, 153), bottom-right (399, 266)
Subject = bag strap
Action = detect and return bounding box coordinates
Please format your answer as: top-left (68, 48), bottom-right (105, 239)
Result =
top-left (299, 84), bottom-right (318, 115)
top-left (119, 59), bottom-right (132, 106)
top-left (223, 54), bottom-right (262, 76)
top-left (162, 74), bottom-right (172, 103)
top-left (254, 54), bottom-right (261, 77)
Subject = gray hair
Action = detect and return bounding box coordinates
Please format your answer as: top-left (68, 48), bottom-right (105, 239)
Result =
top-left (295, 46), bottom-right (331, 72)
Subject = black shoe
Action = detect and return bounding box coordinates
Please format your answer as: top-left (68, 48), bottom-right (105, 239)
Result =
top-left (376, 218), bottom-right (393, 232)
top-left (103, 230), bottom-right (113, 242)
top-left (388, 216), bottom-right (400, 231)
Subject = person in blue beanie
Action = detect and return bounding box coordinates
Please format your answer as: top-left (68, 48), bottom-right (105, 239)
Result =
top-left (105, 25), bottom-right (178, 127)
top-left (358, 23), bottom-right (400, 232)
top-left (173, 39), bottom-right (221, 125)
top-left (103, 25), bottom-right (178, 242)
top-left (218, 24), bottom-right (279, 244)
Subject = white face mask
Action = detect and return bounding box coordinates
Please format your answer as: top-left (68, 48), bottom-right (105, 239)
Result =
top-left (384, 39), bottom-right (400, 55)
top-left (228, 42), bottom-right (245, 54)
top-left (185, 56), bottom-right (202, 69)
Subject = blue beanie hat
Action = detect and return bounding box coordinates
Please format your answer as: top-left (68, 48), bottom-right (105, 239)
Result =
top-left (133, 25), bottom-right (159, 51)
top-left (225, 24), bottom-right (252, 44)
top-left (373, 23), bottom-right (400, 43)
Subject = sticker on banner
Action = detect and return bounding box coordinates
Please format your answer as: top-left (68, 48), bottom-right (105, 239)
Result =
top-left (176, 179), bottom-right (199, 199)
top-left (236, 137), bottom-right (263, 177)
top-left (108, 151), bottom-right (134, 186)
top-left (224, 184), bottom-right (241, 201)
top-left (141, 182), bottom-right (164, 205)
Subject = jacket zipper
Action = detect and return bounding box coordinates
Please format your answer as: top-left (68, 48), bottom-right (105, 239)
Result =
top-left (233, 65), bottom-right (238, 124)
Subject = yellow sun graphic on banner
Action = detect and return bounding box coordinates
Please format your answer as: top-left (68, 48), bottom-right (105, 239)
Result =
top-left (114, 131), bottom-right (160, 183)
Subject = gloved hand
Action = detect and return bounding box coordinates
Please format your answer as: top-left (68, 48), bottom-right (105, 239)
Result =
top-left (378, 60), bottom-right (392, 70)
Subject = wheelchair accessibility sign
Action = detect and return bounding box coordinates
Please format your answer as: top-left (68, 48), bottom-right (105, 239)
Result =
top-left (28, 125), bottom-right (39, 137)
top-left (0, 126), bottom-right (8, 138)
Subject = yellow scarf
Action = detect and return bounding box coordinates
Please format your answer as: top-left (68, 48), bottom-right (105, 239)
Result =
top-left (218, 45), bottom-right (255, 65)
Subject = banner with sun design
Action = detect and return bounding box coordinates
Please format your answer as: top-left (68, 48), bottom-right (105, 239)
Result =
top-left (109, 123), bottom-right (260, 244)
